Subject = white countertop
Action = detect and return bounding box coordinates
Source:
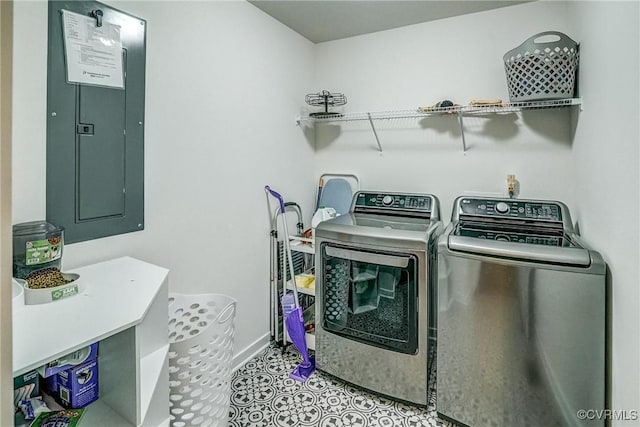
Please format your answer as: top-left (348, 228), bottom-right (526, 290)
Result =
top-left (13, 256), bottom-right (169, 376)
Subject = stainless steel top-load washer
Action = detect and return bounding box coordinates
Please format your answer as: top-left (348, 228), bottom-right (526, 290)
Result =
top-left (315, 191), bottom-right (442, 406)
top-left (437, 196), bottom-right (606, 427)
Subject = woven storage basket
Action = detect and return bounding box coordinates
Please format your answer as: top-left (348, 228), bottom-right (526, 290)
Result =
top-left (168, 293), bottom-right (236, 427)
top-left (503, 31), bottom-right (579, 101)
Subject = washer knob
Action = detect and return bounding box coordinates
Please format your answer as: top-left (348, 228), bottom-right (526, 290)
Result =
top-left (495, 202), bottom-right (510, 214)
top-left (382, 195), bottom-right (394, 206)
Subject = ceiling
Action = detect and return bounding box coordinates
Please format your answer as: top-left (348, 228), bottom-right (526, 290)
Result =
top-left (248, 1), bottom-right (532, 44)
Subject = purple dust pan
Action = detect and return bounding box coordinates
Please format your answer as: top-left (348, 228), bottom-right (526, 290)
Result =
top-left (285, 305), bottom-right (316, 381)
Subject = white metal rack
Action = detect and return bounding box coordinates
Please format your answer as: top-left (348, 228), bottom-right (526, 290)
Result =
top-left (289, 236), bottom-right (315, 255)
top-left (269, 202), bottom-right (316, 351)
top-left (296, 97), bottom-right (582, 152)
top-left (286, 236), bottom-right (316, 349)
top-left (286, 248), bottom-right (315, 295)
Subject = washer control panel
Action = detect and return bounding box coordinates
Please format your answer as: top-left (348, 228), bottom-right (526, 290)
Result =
top-left (354, 192), bottom-right (433, 215)
top-left (455, 226), bottom-right (567, 247)
top-left (458, 198), bottom-right (563, 222)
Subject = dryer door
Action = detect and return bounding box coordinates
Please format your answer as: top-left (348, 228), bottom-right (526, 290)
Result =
top-left (320, 243), bottom-right (418, 354)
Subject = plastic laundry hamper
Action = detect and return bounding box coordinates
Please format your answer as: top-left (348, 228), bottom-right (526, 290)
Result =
top-left (168, 293), bottom-right (237, 427)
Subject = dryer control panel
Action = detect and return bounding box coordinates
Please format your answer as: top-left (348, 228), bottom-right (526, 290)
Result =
top-left (352, 192), bottom-right (437, 219)
top-left (458, 198), bottom-right (563, 222)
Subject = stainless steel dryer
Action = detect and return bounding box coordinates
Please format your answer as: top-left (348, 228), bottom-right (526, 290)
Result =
top-left (437, 196), bottom-right (606, 427)
top-left (315, 191), bottom-right (442, 406)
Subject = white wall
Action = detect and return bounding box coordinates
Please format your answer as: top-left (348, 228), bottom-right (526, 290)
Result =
top-left (567, 1), bottom-right (640, 425)
top-left (12, 0), bottom-right (316, 354)
top-left (312, 1), bottom-right (577, 221)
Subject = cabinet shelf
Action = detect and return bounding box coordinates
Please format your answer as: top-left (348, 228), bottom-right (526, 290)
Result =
top-left (15, 395), bottom-right (135, 427)
top-left (140, 344), bottom-right (170, 424)
top-left (296, 97), bottom-right (582, 152)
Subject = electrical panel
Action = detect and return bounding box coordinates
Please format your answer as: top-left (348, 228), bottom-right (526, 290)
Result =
top-left (46, 1), bottom-right (146, 243)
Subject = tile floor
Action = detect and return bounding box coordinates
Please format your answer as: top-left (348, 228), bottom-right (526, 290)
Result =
top-left (229, 344), bottom-right (453, 426)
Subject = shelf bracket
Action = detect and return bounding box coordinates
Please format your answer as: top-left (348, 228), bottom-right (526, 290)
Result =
top-left (367, 113), bottom-right (383, 153)
top-left (457, 111), bottom-right (467, 152)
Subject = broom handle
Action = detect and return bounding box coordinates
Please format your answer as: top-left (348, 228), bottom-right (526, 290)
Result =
top-left (265, 186), bottom-right (300, 307)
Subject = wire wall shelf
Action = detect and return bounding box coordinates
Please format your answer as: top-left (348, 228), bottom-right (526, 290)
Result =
top-left (296, 98), bottom-right (582, 152)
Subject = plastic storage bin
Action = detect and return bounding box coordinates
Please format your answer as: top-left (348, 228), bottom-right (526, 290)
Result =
top-left (168, 293), bottom-right (237, 427)
top-left (503, 31), bottom-right (579, 101)
top-left (13, 221), bottom-right (64, 279)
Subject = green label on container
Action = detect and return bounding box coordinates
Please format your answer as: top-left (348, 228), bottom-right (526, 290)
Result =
top-left (51, 284), bottom-right (78, 301)
top-left (25, 238), bottom-right (62, 265)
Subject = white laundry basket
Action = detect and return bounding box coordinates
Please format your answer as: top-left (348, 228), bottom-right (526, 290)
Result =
top-left (168, 293), bottom-right (237, 427)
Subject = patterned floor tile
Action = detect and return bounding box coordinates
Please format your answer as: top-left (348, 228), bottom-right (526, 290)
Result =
top-left (229, 344), bottom-right (453, 426)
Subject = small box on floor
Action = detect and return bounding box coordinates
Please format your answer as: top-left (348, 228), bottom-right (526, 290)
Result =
top-left (38, 343), bottom-right (98, 378)
top-left (45, 358), bottom-right (99, 409)
top-left (30, 408), bottom-right (85, 427)
top-left (13, 369), bottom-right (40, 410)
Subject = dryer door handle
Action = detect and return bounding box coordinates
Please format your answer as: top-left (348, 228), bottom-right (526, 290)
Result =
top-left (325, 246), bottom-right (410, 268)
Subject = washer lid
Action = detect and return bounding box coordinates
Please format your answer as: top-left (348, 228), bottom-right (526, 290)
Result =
top-left (452, 222), bottom-right (577, 248)
top-left (447, 234), bottom-right (592, 267)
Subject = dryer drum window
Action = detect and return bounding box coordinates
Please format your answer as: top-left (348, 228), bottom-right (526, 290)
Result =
top-left (320, 243), bottom-right (418, 354)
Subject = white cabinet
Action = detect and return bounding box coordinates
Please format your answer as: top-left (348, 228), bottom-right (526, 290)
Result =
top-left (13, 257), bottom-right (170, 427)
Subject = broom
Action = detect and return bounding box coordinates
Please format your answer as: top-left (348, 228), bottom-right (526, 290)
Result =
top-left (264, 186), bottom-right (315, 381)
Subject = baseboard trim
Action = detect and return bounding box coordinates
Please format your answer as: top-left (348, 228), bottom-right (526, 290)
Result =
top-left (232, 333), bottom-right (271, 372)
